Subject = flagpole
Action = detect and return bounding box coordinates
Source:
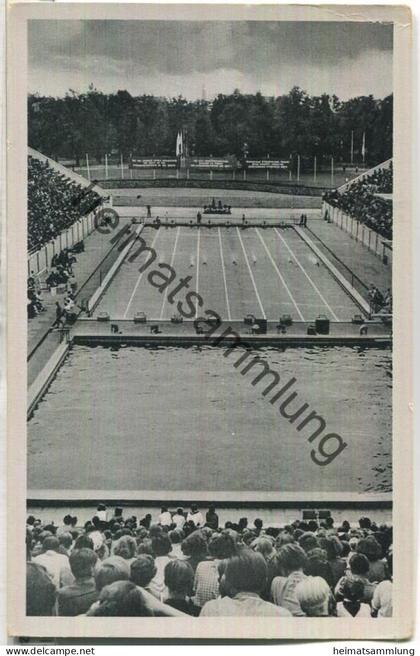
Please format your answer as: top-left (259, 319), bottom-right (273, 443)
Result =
top-left (331, 156), bottom-right (334, 186)
top-left (105, 154), bottom-right (108, 180)
top-left (120, 153), bottom-right (124, 179)
top-left (362, 131), bottom-right (366, 166)
top-left (297, 154), bottom-right (300, 182)
top-left (313, 156), bottom-right (317, 183)
top-left (85, 154), bottom-right (91, 181)
top-left (350, 130), bottom-right (354, 165)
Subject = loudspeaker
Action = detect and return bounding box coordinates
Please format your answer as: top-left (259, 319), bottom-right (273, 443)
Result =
top-left (97, 312), bottom-right (110, 322)
top-left (134, 312), bottom-right (147, 323)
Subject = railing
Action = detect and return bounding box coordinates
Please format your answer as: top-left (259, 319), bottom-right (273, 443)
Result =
top-left (322, 201), bottom-right (392, 265)
top-left (27, 211), bottom-right (98, 277)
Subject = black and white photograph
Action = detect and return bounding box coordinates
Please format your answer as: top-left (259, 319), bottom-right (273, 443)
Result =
top-left (6, 2), bottom-right (413, 641)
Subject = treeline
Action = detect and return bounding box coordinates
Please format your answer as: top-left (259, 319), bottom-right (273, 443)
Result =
top-left (28, 85), bottom-right (392, 167)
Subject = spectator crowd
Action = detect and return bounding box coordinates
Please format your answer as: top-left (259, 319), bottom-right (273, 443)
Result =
top-left (26, 505), bottom-right (392, 619)
top-left (324, 166), bottom-right (393, 240)
top-left (28, 155), bottom-right (102, 251)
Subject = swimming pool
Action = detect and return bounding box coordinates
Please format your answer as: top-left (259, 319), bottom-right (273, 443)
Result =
top-left (28, 344), bottom-right (392, 495)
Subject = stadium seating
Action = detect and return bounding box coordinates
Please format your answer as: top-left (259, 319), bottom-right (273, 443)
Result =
top-left (28, 155), bottom-right (102, 251)
top-left (26, 508), bottom-right (392, 618)
top-left (323, 167), bottom-right (393, 240)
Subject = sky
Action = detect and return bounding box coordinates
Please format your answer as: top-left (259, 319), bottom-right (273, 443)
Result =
top-left (28, 20), bottom-right (393, 100)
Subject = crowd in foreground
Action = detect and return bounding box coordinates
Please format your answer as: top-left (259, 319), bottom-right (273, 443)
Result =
top-left (323, 167), bottom-right (393, 240)
top-left (26, 506), bottom-right (392, 618)
top-left (28, 155), bottom-right (102, 251)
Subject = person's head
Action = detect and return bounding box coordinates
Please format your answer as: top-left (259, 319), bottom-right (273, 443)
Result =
top-left (349, 537), bottom-right (359, 552)
top-left (250, 537), bottom-right (274, 561)
top-left (74, 534), bottom-right (94, 551)
top-left (341, 520), bottom-right (350, 532)
top-left (176, 508), bottom-right (184, 516)
top-left (69, 548), bottom-right (98, 580)
top-left (160, 507), bottom-right (168, 514)
top-left (94, 581), bottom-right (152, 616)
top-left (208, 531), bottom-right (237, 560)
top-left (27, 516), bottom-right (36, 527)
top-left (254, 518), bottom-right (263, 531)
top-left (307, 520), bottom-right (319, 533)
top-left (151, 534), bottom-right (172, 557)
top-left (207, 505), bottom-right (216, 515)
top-left (342, 578), bottom-right (364, 603)
top-left (42, 536), bottom-right (60, 553)
top-left (298, 532), bottom-right (319, 554)
top-left (181, 531), bottom-right (207, 558)
top-left (340, 541), bottom-right (351, 559)
top-left (295, 576), bottom-right (331, 616)
top-left (164, 560), bottom-right (194, 597)
top-left (58, 532), bottom-right (73, 551)
top-left (97, 504), bottom-right (106, 512)
top-left (359, 517), bottom-right (372, 530)
top-left (325, 536), bottom-right (343, 560)
top-left (276, 543), bottom-right (308, 576)
top-left (223, 549), bottom-right (267, 596)
top-left (137, 538), bottom-right (153, 556)
top-left (349, 553), bottom-right (370, 577)
top-left (168, 528), bottom-right (184, 545)
top-left (357, 536), bottom-right (382, 562)
top-left (26, 562), bottom-right (56, 616)
top-left (190, 504), bottom-right (198, 514)
top-left (130, 555), bottom-right (157, 587)
top-left (95, 556), bottom-right (130, 591)
top-left (113, 536), bottom-right (137, 561)
top-left (238, 517), bottom-right (248, 531)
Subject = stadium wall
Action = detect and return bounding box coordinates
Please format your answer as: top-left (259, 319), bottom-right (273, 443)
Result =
top-left (322, 201), bottom-right (392, 266)
top-left (100, 178), bottom-right (327, 197)
top-left (27, 211), bottom-right (98, 276)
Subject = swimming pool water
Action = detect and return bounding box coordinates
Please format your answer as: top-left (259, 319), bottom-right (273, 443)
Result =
top-left (28, 345), bottom-right (392, 494)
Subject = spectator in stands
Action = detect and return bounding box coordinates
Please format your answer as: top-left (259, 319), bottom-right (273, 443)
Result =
top-left (168, 528), bottom-right (185, 560)
top-left (205, 505), bottom-right (219, 530)
top-left (335, 553), bottom-right (377, 604)
top-left (26, 562), bottom-right (57, 616)
top-left (187, 504), bottom-right (204, 528)
top-left (295, 576), bottom-right (331, 617)
top-left (271, 544), bottom-right (308, 616)
top-left (194, 531), bottom-right (237, 608)
top-left (32, 536), bottom-right (73, 589)
top-left (372, 551), bottom-right (392, 617)
top-left (181, 531), bottom-right (208, 573)
top-left (158, 507), bottom-right (172, 527)
top-left (172, 508), bottom-right (186, 529)
top-left (113, 536), bottom-right (137, 566)
top-left (164, 560), bottom-right (199, 616)
top-left (325, 536), bottom-right (347, 588)
top-left (200, 549), bottom-right (291, 617)
top-left (95, 556), bottom-right (130, 592)
top-left (57, 548), bottom-right (98, 616)
top-left (87, 581), bottom-right (153, 617)
top-left (336, 578), bottom-right (371, 618)
top-left (357, 536), bottom-right (388, 583)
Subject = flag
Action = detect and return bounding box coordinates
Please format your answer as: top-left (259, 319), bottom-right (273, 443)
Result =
top-left (176, 130), bottom-right (183, 157)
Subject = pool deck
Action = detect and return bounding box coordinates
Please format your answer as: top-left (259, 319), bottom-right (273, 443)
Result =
top-left (70, 317), bottom-right (391, 348)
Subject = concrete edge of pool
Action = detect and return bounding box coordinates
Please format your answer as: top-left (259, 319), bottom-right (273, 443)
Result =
top-left (27, 489), bottom-right (392, 508)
